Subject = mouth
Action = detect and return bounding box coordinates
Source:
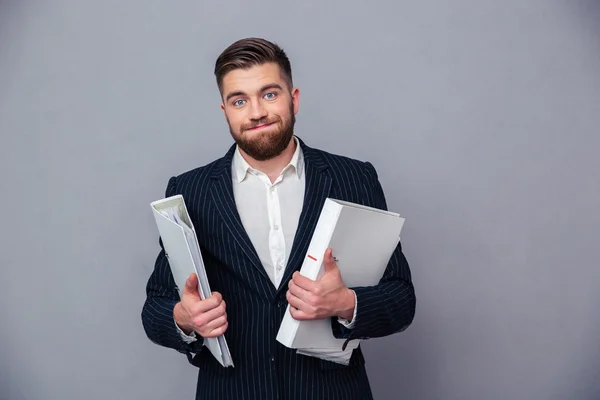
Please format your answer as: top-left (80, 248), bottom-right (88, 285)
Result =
top-left (246, 122), bottom-right (275, 131)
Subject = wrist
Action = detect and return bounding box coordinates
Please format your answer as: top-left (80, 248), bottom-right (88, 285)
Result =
top-left (336, 288), bottom-right (356, 321)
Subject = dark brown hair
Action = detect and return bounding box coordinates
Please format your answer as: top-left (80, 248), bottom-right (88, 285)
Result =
top-left (214, 37), bottom-right (293, 94)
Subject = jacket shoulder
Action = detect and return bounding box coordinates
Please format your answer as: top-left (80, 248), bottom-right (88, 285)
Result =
top-left (311, 147), bottom-right (378, 179)
top-left (163, 156), bottom-right (225, 198)
top-left (177, 158), bottom-right (220, 182)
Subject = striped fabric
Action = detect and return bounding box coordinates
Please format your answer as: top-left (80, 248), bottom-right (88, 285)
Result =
top-left (141, 137), bottom-right (416, 400)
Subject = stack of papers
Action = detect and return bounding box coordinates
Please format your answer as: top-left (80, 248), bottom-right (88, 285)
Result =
top-left (276, 198), bottom-right (405, 364)
top-left (151, 195), bottom-right (234, 367)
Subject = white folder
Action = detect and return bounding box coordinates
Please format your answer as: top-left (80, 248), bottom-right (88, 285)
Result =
top-left (276, 198), bottom-right (405, 359)
top-left (150, 195), bottom-right (234, 368)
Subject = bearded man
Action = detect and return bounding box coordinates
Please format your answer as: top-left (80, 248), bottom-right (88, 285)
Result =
top-left (141, 37), bottom-right (416, 400)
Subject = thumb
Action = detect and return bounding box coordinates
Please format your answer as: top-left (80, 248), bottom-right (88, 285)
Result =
top-left (323, 248), bottom-right (337, 273)
top-left (183, 273), bottom-right (200, 298)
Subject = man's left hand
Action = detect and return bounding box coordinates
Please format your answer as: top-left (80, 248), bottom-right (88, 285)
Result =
top-left (286, 248), bottom-right (355, 321)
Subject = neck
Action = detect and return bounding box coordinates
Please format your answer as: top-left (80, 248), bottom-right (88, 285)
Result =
top-left (239, 137), bottom-right (297, 183)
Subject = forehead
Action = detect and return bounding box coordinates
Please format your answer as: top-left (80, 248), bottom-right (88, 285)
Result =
top-left (221, 62), bottom-right (286, 95)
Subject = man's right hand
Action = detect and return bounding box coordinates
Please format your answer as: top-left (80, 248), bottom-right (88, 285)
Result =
top-left (173, 273), bottom-right (228, 338)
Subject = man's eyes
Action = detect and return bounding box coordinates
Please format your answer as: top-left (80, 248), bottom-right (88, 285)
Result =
top-left (232, 92), bottom-right (277, 107)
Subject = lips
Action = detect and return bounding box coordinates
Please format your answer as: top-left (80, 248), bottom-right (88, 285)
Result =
top-left (247, 122), bottom-right (274, 130)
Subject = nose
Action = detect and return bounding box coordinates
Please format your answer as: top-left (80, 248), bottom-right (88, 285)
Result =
top-left (249, 100), bottom-right (268, 121)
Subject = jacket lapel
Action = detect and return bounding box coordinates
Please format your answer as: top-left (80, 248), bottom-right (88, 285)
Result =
top-left (209, 146), bottom-right (274, 296)
top-left (276, 142), bottom-right (332, 295)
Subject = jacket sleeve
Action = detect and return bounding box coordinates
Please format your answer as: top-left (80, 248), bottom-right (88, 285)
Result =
top-left (331, 162), bottom-right (416, 346)
top-left (141, 176), bottom-right (204, 362)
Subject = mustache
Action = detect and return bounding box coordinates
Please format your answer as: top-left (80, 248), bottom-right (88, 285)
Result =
top-left (241, 117), bottom-right (281, 131)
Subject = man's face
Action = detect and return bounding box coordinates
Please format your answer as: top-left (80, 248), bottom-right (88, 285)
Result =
top-left (220, 62), bottom-right (299, 161)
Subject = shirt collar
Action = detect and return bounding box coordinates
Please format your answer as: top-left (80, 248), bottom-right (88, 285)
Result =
top-left (232, 136), bottom-right (304, 183)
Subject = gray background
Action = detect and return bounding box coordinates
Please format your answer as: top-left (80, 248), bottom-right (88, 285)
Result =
top-left (1, 1), bottom-right (599, 399)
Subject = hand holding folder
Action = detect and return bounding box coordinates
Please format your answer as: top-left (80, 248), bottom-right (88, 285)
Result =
top-left (175, 273), bottom-right (228, 339)
top-left (151, 195), bottom-right (234, 368)
top-left (276, 198), bottom-right (405, 364)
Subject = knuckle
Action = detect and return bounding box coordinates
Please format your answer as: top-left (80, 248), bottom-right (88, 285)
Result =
top-left (193, 315), bottom-right (206, 328)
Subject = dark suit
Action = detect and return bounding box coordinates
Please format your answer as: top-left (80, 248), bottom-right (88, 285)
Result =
top-left (141, 138), bottom-right (416, 400)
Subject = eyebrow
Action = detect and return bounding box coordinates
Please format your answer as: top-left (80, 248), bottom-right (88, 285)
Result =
top-left (225, 83), bottom-right (285, 102)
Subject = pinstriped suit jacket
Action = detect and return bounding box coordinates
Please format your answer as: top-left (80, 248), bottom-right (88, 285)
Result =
top-left (141, 137), bottom-right (416, 400)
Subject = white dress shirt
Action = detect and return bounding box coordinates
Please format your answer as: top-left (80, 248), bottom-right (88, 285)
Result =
top-left (232, 137), bottom-right (305, 288)
top-left (176, 137), bottom-right (356, 349)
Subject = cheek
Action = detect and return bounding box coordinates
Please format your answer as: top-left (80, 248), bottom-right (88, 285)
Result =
top-left (225, 111), bottom-right (245, 129)
top-left (270, 103), bottom-right (292, 120)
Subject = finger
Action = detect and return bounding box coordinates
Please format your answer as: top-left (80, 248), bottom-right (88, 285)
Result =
top-left (286, 290), bottom-right (307, 312)
top-left (191, 299), bottom-right (226, 324)
top-left (192, 291), bottom-right (223, 312)
top-left (203, 291), bottom-right (222, 303)
top-left (289, 306), bottom-right (310, 321)
top-left (202, 321), bottom-right (228, 338)
top-left (292, 271), bottom-right (316, 291)
top-left (288, 280), bottom-right (312, 303)
top-left (188, 297), bottom-right (221, 317)
top-left (203, 314), bottom-right (227, 332)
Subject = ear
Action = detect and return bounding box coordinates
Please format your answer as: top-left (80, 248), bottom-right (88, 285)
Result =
top-left (291, 87), bottom-right (300, 115)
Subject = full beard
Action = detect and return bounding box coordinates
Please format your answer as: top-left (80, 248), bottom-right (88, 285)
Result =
top-left (229, 106), bottom-right (295, 161)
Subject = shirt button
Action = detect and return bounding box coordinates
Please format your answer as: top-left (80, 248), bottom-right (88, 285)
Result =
top-left (274, 225), bottom-right (279, 230)
top-left (277, 264), bottom-right (283, 271)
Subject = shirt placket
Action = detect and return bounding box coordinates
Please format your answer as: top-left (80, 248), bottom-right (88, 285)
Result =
top-left (266, 183), bottom-right (286, 287)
